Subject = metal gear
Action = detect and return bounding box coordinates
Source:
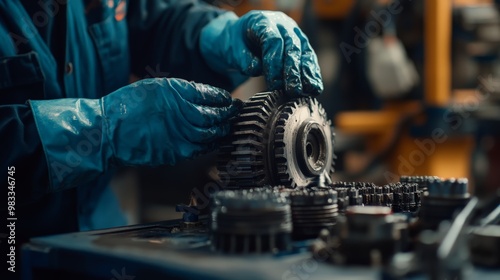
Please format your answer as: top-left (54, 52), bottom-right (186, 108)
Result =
top-left (210, 188), bottom-right (292, 253)
top-left (217, 91), bottom-right (335, 189)
top-left (289, 188), bottom-right (339, 239)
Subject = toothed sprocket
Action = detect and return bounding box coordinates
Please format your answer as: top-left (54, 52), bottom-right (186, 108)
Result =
top-left (217, 91), bottom-right (334, 189)
top-left (273, 97), bottom-right (335, 187)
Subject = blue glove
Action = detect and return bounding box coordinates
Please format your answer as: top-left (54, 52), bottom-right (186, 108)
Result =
top-left (30, 78), bottom-right (242, 191)
top-left (200, 10), bottom-right (323, 96)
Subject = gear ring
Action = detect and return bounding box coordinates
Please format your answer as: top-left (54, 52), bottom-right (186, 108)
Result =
top-left (217, 91), bottom-right (335, 189)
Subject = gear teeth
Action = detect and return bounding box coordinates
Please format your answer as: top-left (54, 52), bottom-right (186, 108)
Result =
top-left (217, 91), bottom-right (285, 189)
top-left (217, 91), bottom-right (336, 189)
top-left (273, 98), bottom-right (335, 188)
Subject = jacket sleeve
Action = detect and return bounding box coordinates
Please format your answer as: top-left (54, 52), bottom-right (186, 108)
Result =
top-left (127, 0), bottom-right (236, 91)
top-left (1, 104), bottom-right (50, 205)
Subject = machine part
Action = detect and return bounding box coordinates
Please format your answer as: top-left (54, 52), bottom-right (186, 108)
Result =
top-left (400, 175), bottom-right (441, 192)
top-left (334, 206), bottom-right (406, 265)
top-left (358, 182), bottom-right (394, 208)
top-left (389, 183), bottom-right (419, 213)
top-left (23, 209), bottom-right (500, 280)
top-left (333, 187), bottom-right (349, 213)
top-left (331, 181), bottom-right (421, 213)
top-left (210, 188), bottom-right (292, 253)
top-left (469, 225), bottom-right (500, 267)
top-left (289, 188), bottom-right (338, 240)
top-left (330, 182), bottom-right (363, 212)
top-left (419, 178), bottom-right (471, 230)
top-left (427, 178), bottom-right (469, 198)
top-left (217, 91), bottom-right (335, 189)
top-left (399, 176), bottom-right (437, 208)
top-left (417, 197), bottom-right (479, 280)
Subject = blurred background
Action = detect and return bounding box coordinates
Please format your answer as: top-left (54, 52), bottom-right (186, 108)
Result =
top-left (113, 0), bottom-right (500, 225)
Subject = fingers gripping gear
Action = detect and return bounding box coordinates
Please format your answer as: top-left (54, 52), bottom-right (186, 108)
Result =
top-left (217, 91), bottom-right (335, 189)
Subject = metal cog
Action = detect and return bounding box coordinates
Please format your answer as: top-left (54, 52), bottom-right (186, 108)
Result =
top-left (272, 98), bottom-right (335, 188)
top-left (217, 91), bottom-right (335, 189)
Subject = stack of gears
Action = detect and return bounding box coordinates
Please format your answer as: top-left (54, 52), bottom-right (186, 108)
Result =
top-left (331, 177), bottom-right (469, 218)
top-left (389, 182), bottom-right (419, 213)
top-left (217, 91), bottom-right (335, 189)
top-left (289, 188), bottom-right (338, 240)
top-left (335, 206), bottom-right (408, 265)
top-left (400, 175), bottom-right (441, 193)
top-left (213, 91), bottom-right (339, 253)
top-left (331, 181), bottom-right (421, 214)
top-left (210, 187), bottom-right (339, 253)
top-left (214, 91), bottom-right (473, 263)
top-left (210, 188), bottom-right (292, 253)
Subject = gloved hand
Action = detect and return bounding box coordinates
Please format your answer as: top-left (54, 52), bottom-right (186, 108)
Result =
top-left (200, 10), bottom-right (323, 96)
top-left (30, 78), bottom-right (242, 190)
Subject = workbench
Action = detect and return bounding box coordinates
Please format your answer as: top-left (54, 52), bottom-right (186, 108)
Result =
top-left (21, 218), bottom-right (499, 280)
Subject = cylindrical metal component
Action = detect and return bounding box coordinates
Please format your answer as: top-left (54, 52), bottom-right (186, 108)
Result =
top-left (334, 186), bottom-right (349, 213)
top-left (217, 91), bottom-right (335, 189)
top-left (348, 187), bottom-right (359, 206)
top-left (419, 178), bottom-right (471, 230)
top-left (337, 206), bottom-right (405, 265)
top-left (290, 188), bottom-right (338, 240)
top-left (211, 188), bottom-right (292, 253)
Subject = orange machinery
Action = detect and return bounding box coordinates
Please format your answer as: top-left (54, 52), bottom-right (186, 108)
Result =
top-left (334, 0), bottom-right (489, 183)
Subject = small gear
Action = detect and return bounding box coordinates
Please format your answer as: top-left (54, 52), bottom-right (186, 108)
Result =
top-left (210, 188), bottom-right (292, 253)
top-left (273, 97), bottom-right (335, 187)
top-left (217, 91), bottom-right (335, 189)
top-left (289, 188), bottom-right (339, 239)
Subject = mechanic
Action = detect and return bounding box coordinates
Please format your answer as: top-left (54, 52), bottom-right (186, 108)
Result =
top-left (0, 0), bottom-right (323, 243)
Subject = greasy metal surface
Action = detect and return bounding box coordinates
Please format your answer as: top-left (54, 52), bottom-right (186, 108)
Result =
top-left (217, 91), bottom-right (334, 189)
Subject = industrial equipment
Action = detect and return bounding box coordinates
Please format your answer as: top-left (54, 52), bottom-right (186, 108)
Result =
top-left (289, 188), bottom-right (339, 240)
top-left (210, 188), bottom-right (292, 253)
top-left (21, 91), bottom-right (500, 280)
top-left (217, 91), bottom-right (335, 189)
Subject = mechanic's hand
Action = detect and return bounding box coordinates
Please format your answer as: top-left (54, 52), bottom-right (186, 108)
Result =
top-left (102, 78), bottom-right (243, 165)
top-left (30, 78), bottom-right (242, 190)
top-left (200, 11), bottom-right (323, 97)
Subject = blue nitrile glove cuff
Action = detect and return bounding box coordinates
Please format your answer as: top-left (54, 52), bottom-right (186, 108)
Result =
top-left (30, 78), bottom-right (242, 192)
top-left (30, 98), bottom-right (113, 192)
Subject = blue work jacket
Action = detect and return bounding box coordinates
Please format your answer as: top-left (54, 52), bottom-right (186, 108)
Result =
top-left (0, 0), bottom-right (231, 242)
